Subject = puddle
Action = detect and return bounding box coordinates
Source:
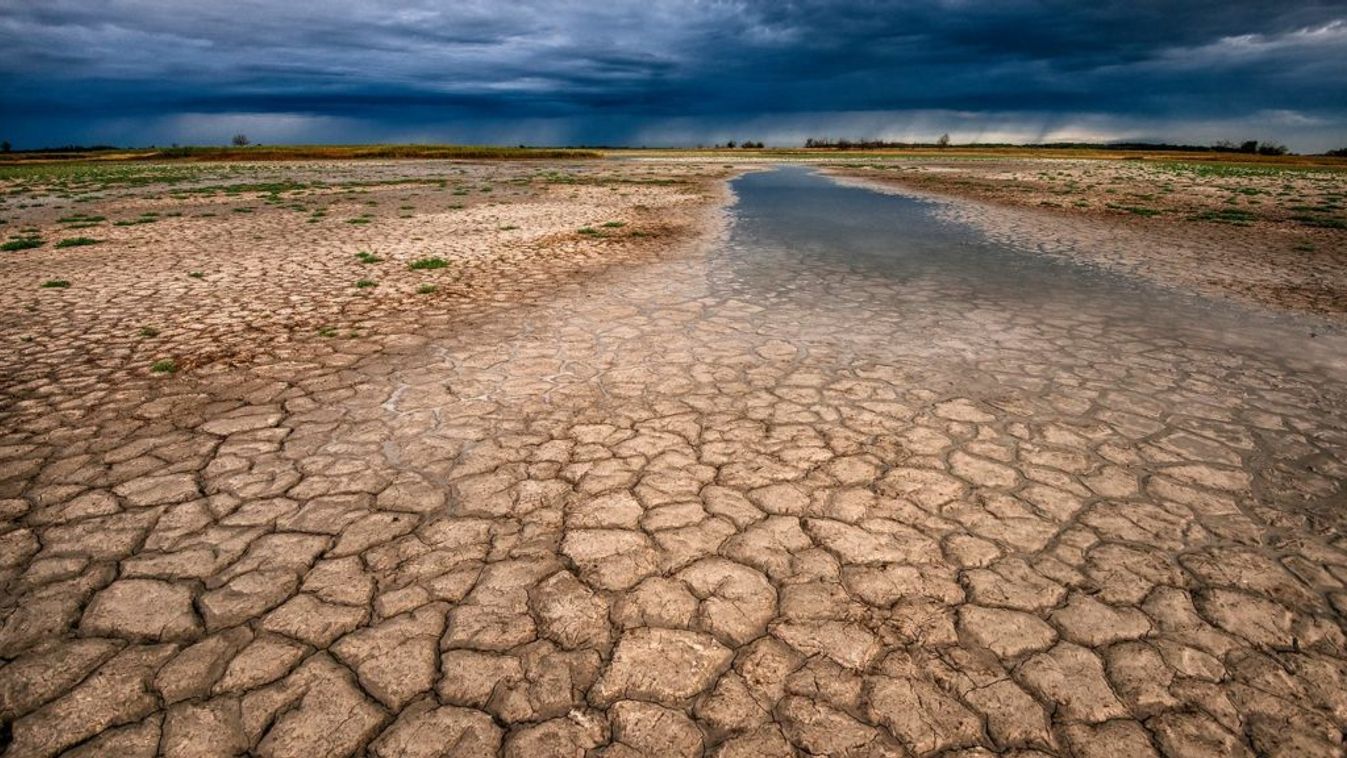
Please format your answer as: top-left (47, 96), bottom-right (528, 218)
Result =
top-left (716, 165), bottom-right (1347, 382)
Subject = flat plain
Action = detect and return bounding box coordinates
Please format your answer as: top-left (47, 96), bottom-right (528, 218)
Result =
top-left (1, 154), bottom-right (1346, 757)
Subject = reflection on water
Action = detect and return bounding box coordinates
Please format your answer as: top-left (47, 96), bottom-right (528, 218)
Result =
top-left (716, 166), bottom-right (1347, 381)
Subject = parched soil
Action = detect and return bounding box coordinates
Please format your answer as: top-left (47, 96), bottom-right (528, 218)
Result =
top-left (0, 158), bottom-right (1345, 757)
top-left (826, 159), bottom-right (1347, 318)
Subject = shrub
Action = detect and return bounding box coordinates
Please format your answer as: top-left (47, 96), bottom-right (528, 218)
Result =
top-left (150, 359), bottom-right (177, 373)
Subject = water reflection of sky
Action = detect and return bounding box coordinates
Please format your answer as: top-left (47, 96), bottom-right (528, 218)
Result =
top-left (718, 166), bottom-right (1347, 381)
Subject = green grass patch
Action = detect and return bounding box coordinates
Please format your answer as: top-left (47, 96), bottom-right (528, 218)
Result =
top-left (56, 236), bottom-right (100, 248)
top-left (416, 284), bottom-right (438, 294)
top-left (355, 279), bottom-right (377, 288)
top-left (1191, 209), bottom-right (1256, 225)
top-left (150, 359), bottom-right (177, 374)
top-left (1292, 215), bottom-right (1347, 229)
top-left (408, 256), bottom-right (448, 270)
top-left (188, 271), bottom-right (205, 278)
top-left (356, 251), bottom-right (383, 264)
top-left (2, 237), bottom-right (43, 251)
top-left (41, 279), bottom-right (70, 288)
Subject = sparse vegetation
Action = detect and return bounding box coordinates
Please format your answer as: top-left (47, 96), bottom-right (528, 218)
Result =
top-left (408, 256), bottom-right (448, 270)
top-left (150, 359), bottom-right (177, 373)
top-left (356, 251), bottom-right (383, 264)
top-left (41, 279), bottom-right (70, 288)
top-left (355, 278), bottom-right (377, 288)
top-left (416, 284), bottom-right (438, 294)
top-left (55, 236), bottom-right (100, 248)
top-left (2, 236), bottom-right (43, 251)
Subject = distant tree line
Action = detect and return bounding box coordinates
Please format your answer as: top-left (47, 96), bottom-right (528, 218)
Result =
top-left (802, 136), bottom-right (1299, 155)
top-left (1210, 139), bottom-right (1287, 156)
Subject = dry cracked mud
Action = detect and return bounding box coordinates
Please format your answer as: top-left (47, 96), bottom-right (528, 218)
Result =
top-left (1, 159), bottom-right (1346, 757)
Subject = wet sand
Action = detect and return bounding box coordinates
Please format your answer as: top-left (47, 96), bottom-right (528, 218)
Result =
top-left (1, 160), bottom-right (1346, 756)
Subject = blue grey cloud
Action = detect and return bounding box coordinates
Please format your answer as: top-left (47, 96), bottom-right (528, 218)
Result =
top-left (2, 1), bottom-right (1344, 150)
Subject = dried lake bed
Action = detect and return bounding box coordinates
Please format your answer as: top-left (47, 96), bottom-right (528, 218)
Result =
top-left (1, 158), bottom-right (1346, 756)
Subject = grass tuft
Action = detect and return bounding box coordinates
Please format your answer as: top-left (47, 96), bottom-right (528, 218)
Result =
top-left (56, 236), bottom-right (100, 248)
top-left (2, 237), bottom-right (43, 251)
top-left (41, 279), bottom-right (70, 288)
top-left (408, 256), bottom-right (448, 270)
top-left (150, 359), bottom-right (177, 373)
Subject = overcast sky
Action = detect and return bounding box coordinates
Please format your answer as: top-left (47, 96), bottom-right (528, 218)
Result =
top-left (2, 1), bottom-right (1345, 151)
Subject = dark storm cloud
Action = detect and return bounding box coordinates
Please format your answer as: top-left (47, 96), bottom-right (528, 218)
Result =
top-left (2, 1), bottom-right (1345, 150)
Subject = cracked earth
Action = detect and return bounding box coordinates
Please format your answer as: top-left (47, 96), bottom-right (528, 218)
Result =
top-left (2, 160), bottom-right (1346, 757)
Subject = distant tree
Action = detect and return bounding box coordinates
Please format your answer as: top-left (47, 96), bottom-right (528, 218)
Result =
top-left (0, 140), bottom-right (10, 153)
top-left (726, 140), bottom-right (736, 148)
top-left (1257, 142), bottom-right (1288, 156)
top-left (936, 133), bottom-right (950, 148)
top-left (1239, 140), bottom-right (1259, 154)
top-left (1327, 147), bottom-right (1347, 157)
top-left (231, 134), bottom-right (251, 147)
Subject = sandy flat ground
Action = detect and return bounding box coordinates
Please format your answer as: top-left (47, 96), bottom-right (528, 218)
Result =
top-left (1, 158), bottom-right (1346, 757)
